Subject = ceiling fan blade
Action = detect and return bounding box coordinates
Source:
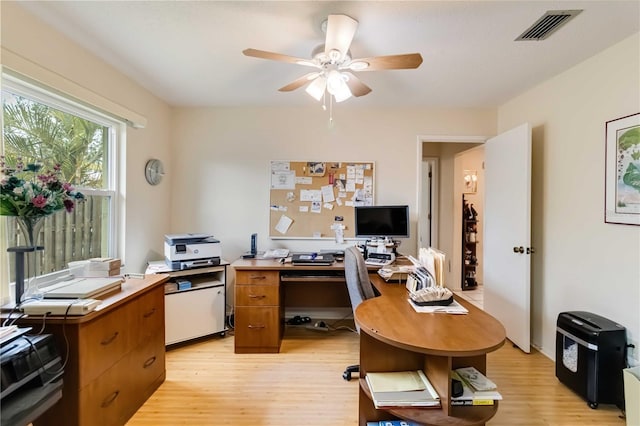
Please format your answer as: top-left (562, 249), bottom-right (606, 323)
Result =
top-left (325, 14), bottom-right (358, 61)
top-left (349, 53), bottom-right (423, 71)
top-left (278, 73), bottom-right (320, 92)
top-left (243, 48), bottom-right (317, 67)
top-left (343, 72), bottom-right (372, 97)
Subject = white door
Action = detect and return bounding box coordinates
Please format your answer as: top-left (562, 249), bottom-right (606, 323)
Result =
top-left (483, 123), bottom-right (532, 353)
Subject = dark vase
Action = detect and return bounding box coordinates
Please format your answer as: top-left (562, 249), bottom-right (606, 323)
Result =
top-left (13, 216), bottom-right (46, 302)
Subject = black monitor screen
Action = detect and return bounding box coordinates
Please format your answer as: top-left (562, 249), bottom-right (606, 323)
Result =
top-left (354, 205), bottom-right (409, 239)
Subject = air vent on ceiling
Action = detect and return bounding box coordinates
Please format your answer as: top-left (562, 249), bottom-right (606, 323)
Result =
top-left (516, 10), bottom-right (583, 41)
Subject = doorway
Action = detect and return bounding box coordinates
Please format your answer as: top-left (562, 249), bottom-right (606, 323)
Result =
top-left (416, 136), bottom-right (485, 304)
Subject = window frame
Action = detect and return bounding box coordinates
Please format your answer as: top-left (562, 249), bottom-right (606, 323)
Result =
top-left (1, 73), bottom-right (123, 271)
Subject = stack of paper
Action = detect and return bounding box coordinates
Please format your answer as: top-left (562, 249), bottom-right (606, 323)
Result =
top-left (451, 367), bottom-right (502, 406)
top-left (365, 370), bottom-right (441, 409)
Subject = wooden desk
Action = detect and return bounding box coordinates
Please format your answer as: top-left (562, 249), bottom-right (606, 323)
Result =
top-left (4, 274), bottom-right (169, 426)
top-left (231, 258), bottom-right (353, 353)
top-left (356, 274), bottom-right (506, 426)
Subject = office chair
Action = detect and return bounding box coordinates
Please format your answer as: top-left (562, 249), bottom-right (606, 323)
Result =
top-left (343, 245), bottom-right (378, 381)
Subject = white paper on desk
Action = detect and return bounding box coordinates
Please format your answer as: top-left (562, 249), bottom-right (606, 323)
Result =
top-left (275, 215), bottom-right (293, 234)
top-left (408, 299), bottom-right (468, 314)
top-left (146, 260), bottom-right (171, 273)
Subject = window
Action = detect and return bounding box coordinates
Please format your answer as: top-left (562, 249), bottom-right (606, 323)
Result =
top-left (1, 75), bottom-right (122, 290)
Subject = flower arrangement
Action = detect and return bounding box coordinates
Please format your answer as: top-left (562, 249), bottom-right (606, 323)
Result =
top-left (0, 156), bottom-right (85, 219)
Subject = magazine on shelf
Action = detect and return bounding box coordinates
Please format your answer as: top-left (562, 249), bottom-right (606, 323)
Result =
top-left (454, 366), bottom-right (497, 391)
top-left (450, 371), bottom-right (502, 404)
top-left (365, 370), bottom-right (441, 409)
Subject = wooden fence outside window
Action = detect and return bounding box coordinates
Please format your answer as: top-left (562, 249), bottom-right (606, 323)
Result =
top-left (6, 197), bottom-right (105, 280)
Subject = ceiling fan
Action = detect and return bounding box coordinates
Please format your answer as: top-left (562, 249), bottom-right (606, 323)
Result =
top-left (243, 14), bottom-right (423, 105)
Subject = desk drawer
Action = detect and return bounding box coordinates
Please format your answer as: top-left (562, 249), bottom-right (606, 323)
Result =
top-left (236, 270), bottom-right (279, 285)
top-left (234, 306), bottom-right (280, 353)
top-left (236, 284), bottom-right (279, 306)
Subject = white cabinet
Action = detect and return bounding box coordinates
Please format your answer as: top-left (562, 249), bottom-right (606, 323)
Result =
top-left (162, 264), bottom-right (228, 346)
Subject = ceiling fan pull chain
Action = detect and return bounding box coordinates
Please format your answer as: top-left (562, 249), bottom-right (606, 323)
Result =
top-left (329, 94), bottom-right (334, 126)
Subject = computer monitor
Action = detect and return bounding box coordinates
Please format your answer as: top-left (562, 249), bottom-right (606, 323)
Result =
top-left (354, 205), bottom-right (410, 239)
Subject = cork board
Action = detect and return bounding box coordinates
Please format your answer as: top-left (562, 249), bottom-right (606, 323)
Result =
top-left (269, 161), bottom-right (375, 239)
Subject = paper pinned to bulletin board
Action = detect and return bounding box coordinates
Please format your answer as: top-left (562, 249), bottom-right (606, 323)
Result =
top-left (269, 161), bottom-right (375, 239)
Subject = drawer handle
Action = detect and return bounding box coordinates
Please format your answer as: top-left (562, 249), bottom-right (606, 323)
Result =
top-left (248, 294), bottom-right (266, 299)
top-left (249, 275), bottom-right (267, 280)
top-left (101, 332), bottom-right (119, 346)
top-left (101, 390), bottom-right (120, 408)
top-left (143, 356), bottom-right (157, 368)
top-left (247, 324), bottom-right (265, 329)
top-left (143, 308), bottom-right (156, 318)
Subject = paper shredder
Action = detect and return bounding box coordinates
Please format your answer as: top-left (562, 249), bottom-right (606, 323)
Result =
top-left (556, 311), bottom-right (626, 409)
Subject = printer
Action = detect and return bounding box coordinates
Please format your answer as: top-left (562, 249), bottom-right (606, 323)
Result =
top-left (164, 233), bottom-right (221, 270)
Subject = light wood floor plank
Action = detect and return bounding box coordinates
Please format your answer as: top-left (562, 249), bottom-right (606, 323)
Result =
top-left (128, 326), bottom-right (625, 425)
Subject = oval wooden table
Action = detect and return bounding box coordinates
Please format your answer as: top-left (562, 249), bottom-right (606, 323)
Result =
top-left (355, 274), bottom-right (506, 426)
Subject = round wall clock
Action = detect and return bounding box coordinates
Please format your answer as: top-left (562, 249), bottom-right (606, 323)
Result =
top-left (145, 159), bottom-right (164, 185)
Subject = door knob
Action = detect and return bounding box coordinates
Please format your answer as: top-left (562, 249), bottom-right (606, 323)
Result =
top-left (513, 246), bottom-right (524, 253)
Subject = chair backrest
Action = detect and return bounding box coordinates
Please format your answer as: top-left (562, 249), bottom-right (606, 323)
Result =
top-left (344, 246), bottom-right (377, 332)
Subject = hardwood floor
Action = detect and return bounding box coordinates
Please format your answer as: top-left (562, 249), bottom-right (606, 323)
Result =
top-left (128, 325), bottom-right (625, 425)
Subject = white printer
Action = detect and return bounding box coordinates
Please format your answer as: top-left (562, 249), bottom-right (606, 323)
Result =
top-left (164, 233), bottom-right (221, 270)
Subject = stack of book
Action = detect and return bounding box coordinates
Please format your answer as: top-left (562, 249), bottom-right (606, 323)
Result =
top-left (451, 366), bottom-right (502, 406)
top-left (365, 370), bottom-right (441, 409)
top-left (87, 258), bottom-right (121, 276)
top-left (69, 257), bottom-right (121, 277)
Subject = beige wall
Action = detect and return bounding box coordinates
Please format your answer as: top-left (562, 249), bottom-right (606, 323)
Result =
top-left (170, 107), bottom-right (496, 264)
top-left (1, 2), bottom-right (173, 284)
top-left (498, 33), bottom-right (640, 363)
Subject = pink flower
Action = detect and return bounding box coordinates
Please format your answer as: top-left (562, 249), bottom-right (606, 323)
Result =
top-left (63, 182), bottom-right (73, 192)
top-left (31, 194), bottom-right (48, 208)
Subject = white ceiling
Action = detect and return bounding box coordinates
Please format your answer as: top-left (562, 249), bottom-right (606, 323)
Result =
top-left (16, 1), bottom-right (640, 109)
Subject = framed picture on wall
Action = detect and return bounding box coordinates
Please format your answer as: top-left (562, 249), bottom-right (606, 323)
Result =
top-left (605, 112), bottom-right (640, 226)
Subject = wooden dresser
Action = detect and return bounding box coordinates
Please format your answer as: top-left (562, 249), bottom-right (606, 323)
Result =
top-left (9, 274), bottom-right (169, 426)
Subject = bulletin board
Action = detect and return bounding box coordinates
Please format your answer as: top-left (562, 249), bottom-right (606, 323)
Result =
top-left (269, 161), bottom-right (375, 239)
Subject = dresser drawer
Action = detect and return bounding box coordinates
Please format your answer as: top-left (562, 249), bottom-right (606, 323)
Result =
top-left (78, 306), bottom-right (133, 387)
top-left (235, 270), bottom-right (279, 285)
top-left (128, 336), bottom-right (166, 398)
top-left (131, 287), bottom-right (165, 343)
top-left (236, 284), bottom-right (279, 306)
top-left (78, 356), bottom-right (133, 426)
top-left (234, 306), bottom-right (281, 353)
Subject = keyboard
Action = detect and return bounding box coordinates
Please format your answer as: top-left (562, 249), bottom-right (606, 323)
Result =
top-left (365, 258), bottom-right (392, 266)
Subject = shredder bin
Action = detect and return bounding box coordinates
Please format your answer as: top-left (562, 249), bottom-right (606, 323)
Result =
top-left (556, 311), bottom-right (626, 409)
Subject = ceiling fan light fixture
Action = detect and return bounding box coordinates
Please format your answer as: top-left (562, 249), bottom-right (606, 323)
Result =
top-left (333, 86), bottom-right (352, 102)
top-left (305, 76), bottom-right (327, 101)
top-left (328, 49), bottom-right (342, 62)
